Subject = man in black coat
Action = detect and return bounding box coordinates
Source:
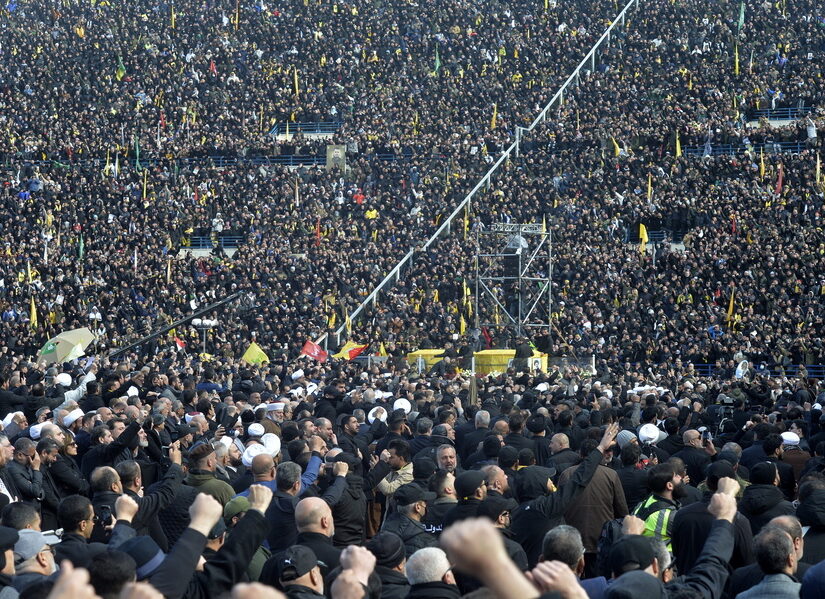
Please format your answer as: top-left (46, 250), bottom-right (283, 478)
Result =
top-left (54, 494), bottom-right (136, 567)
top-left (364, 532), bottom-right (410, 599)
top-left (460, 411), bottom-right (490, 466)
top-left (380, 484), bottom-right (438, 557)
top-left (81, 421), bottom-right (140, 479)
top-left (738, 462), bottom-right (796, 534)
top-left (671, 461), bottom-right (755, 575)
top-left (672, 429), bottom-right (712, 486)
top-left (656, 417), bottom-right (684, 456)
top-left (502, 413), bottom-right (535, 453)
top-left (294, 497), bottom-right (341, 576)
top-left (89, 453), bottom-right (184, 550)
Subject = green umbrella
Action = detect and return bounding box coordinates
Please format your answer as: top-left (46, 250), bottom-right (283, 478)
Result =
top-left (39, 327), bottom-right (96, 363)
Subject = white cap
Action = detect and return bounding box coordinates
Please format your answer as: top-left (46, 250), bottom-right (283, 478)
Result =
top-left (29, 423), bottom-right (44, 440)
top-left (781, 431), bottom-right (800, 446)
top-left (813, 403), bottom-right (822, 411)
top-left (247, 423), bottom-right (265, 437)
top-left (242, 444), bottom-right (267, 467)
top-left (261, 433), bottom-right (281, 457)
top-left (126, 386), bottom-right (139, 397)
top-left (55, 373), bottom-right (72, 387)
top-left (291, 369), bottom-right (305, 381)
top-left (368, 406), bottom-right (388, 424)
top-left (184, 412), bottom-right (202, 424)
top-left (267, 403), bottom-right (285, 412)
top-left (63, 408), bottom-right (84, 427)
top-left (638, 423), bottom-right (661, 444)
top-left (288, 388), bottom-right (304, 396)
top-left (232, 438), bottom-right (246, 455)
top-left (1, 412), bottom-right (21, 428)
top-left (306, 383), bottom-right (319, 395)
top-left (393, 398), bottom-right (412, 414)
top-left (535, 383), bottom-right (550, 392)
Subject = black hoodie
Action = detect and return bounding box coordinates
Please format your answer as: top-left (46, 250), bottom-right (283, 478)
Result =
top-left (797, 488), bottom-right (825, 564)
top-left (738, 483), bottom-right (796, 534)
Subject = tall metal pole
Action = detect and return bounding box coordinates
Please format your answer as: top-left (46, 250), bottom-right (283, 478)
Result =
top-left (547, 217), bottom-right (553, 347)
top-left (474, 226), bottom-right (480, 329)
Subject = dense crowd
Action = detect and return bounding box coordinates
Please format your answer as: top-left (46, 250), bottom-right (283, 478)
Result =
top-left (0, 351), bottom-right (825, 599)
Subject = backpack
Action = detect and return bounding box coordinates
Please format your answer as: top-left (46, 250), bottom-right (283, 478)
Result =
top-left (596, 518), bottom-right (625, 578)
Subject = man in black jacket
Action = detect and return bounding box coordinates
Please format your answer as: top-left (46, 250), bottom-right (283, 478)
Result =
top-left (294, 497), bottom-right (341, 576)
top-left (6, 438), bottom-right (43, 510)
top-left (266, 459), bottom-right (348, 551)
top-left (671, 429), bottom-right (712, 486)
top-left (671, 461), bottom-right (755, 575)
top-left (365, 532), bottom-right (409, 599)
top-left (90, 445), bottom-right (183, 549)
top-left (54, 494), bottom-right (137, 567)
top-left (124, 487), bottom-right (273, 599)
top-left (381, 483), bottom-right (438, 557)
top-left (271, 544), bottom-right (326, 599)
top-left (510, 422), bottom-right (619, 566)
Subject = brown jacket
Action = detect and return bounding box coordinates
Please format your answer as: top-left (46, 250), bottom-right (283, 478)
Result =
top-left (559, 463), bottom-right (628, 552)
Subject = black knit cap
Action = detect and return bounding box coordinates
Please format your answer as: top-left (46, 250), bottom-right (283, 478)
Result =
top-left (365, 532), bottom-right (406, 568)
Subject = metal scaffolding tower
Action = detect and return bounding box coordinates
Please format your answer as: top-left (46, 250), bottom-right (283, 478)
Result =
top-left (473, 220), bottom-right (552, 339)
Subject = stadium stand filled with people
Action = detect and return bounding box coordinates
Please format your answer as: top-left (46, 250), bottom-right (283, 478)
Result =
top-left (0, 0), bottom-right (824, 598)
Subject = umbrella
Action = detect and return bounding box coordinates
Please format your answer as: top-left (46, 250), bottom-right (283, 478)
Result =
top-left (39, 327), bottom-right (96, 363)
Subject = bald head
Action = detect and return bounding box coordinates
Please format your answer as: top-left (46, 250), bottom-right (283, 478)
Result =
top-left (251, 454), bottom-right (275, 479)
top-left (683, 430), bottom-right (700, 446)
top-left (295, 497), bottom-right (334, 537)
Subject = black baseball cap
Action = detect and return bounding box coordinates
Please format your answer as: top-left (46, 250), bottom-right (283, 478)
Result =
top-left (395, 483), bottom-right (436, 506)
top-left (609, 535), bottom-right (655, 578)
top-left (477, 494), bottom-right (518, 521)
top-left (278, 545), bottom-right (323, 581)
top-left (455, 471), bottom-right (486, 500)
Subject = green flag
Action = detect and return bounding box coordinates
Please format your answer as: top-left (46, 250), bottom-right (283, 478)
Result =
top-left (78, 234), bottom-right (85, 261)
top-left (434, 45), bottom-right (441, 75)
top-left (115, 56), bottom-right (126, 81)
top-left (737, 1), bottom-right (745, 30)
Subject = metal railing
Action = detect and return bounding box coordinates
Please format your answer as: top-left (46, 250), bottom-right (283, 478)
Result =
top-left (325, 0), bottom-right (643, 349)
top-left (684, 140), bottom-right (809, 157)
top-left (749, 106), bottom-right (813, 121)
top-left (268, 121), bottom-right (342, 136)
top-left (187, 235), bottom-right (245, 250)
top-left (691, 363), bottom-right (825, 379)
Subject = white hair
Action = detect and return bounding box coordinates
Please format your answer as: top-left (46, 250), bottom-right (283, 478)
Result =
top-left (406, 547), bottom-right (451, 585)
top-left (475, 410), bottom-right (490, 427)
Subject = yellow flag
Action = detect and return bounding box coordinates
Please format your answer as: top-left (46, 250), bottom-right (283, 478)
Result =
top-left (490, 103), bottom-right (497, 129)
top-left (26, 261), bottom-right (33, 284)
top-left (241, 342), bottom-right (269, 365)
top-left (332, 341), bottom-right (368, 360)
top-left (675, 131), bottom-right (682, 158)
top-left (639, 224), bottom-right (649, 254)
top-left (30, 296), bottom-right (37, 330)
top-left (345, 313), bottom-right (352, 334)
top-left (611, 136), bottom-right (621, 156)
top-left (726, 289), bottom-right (735, 325)
top-left (378, 342), bottom-right (388, 357)
top-left (166, 258), bottom-right (172, 284)
top-left (541, 214), bottom-right (547, 233)
top-left (459, 314), bottom-right (466, 335)
top-left (734, 44), bottom-right (740, 76)
top-left (463, 205), bottom-right (469, 240)
top-left (293, 67), bottom-right (299, 96)
top-left (760, 147), bottom-right (765, 178)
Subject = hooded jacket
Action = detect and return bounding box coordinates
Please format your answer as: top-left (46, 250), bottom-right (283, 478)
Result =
top-left (738, 484), bottom-right (796, 534)
top-left (331, 473), bottom-right (367, 547)
top-left (797, 488), bottom-right (825, 565)
top-left (380, 512), bottom-right (437, 557)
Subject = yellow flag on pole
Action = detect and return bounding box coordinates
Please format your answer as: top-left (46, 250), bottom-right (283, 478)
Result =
top-left (241, 342), bottom-right (269, 365)
top-left (459, 314), bottom-right (466, 335)
top-left (734, 43), bottom-right (740, 75)
top-left (293, 66), bottom-right (299, 96)
top-left (760, 147), bottom-right (765, 178)
top-left (647, 173), bottom-right (652, 201)
top-left (30, 296), bottom-right (37, 330)
top-left (726, 288), bottom-right (735, 325)
top-left (378, 342), bottom-right (388, 357)
top-left (639, 224), bottom-right (649, 254)
top-left (611, 136), bottom-right (621, 156)
top-left (675, 131), bottom-right (682, 158)
top-left (490, 103), bottom-right (497, 129)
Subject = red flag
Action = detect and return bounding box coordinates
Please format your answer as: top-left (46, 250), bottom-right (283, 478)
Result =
top-left (315, 217), bottom-right (321, 247)
top-left (160, 111), bottom-right (166, 129)
top-left (775, 163), bottom-right (784, 195)
top-left (174, 337), bottom-right (186, 350)
top-left (301, 340), bottom-right (328, 362)
top-left (209, 59), bottom-right (217, 76)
